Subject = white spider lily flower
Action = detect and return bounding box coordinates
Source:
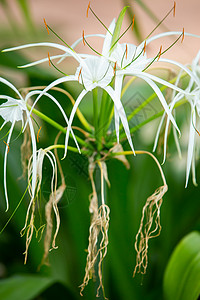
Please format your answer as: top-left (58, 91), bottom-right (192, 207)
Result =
top-left (110, 41), bottom-right (188, 136)
top-left (153, 50), bottom-right (200, 187)
top-left (76, 56), bottom-right (113, 91)
top-left (106, 28), bottom-right (200, 142)
top-left (32, 54), bottom-right (134, 157)
top-left (0, 78), bottom-right (37, 211)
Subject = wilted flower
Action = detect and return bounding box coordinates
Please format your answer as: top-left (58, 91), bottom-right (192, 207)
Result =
top-left (22, 148), bottom-right (65, 264)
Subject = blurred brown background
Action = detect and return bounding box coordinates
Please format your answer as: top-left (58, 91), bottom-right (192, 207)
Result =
top-left (0, 0), bottom-right (199, 63)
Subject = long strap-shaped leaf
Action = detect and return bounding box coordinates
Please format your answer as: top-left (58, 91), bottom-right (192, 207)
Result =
top-left (164, 231), bottom-right (200, 300)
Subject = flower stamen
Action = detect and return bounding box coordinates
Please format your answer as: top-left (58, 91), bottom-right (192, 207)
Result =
top-left (3, 141), bottom-right (10, 153)
top-left (78, 67), bottom-right (82, 82)
top-left (173, 1), bottom-right (176, 17)
top-left (126, 44), bottom-right (128, 60)
top-left (143, 40), bottom-right (147, 55)
top-left (37, 126), bottom-right (42, 143)
top-left (132, 15), bottom-right (135, 31)
top-left (43, 18), bottom-right (49, 35)
top-left (192, 117), bottom-right (200, 136)
top-left (145, 3), bottom-right (177, 40)
top-left (181, 27), bottom-right (185, 43)
top-left (86, 1), bottom-right (91, 18)
top-left (82, 30), bottom-right (86, 46)
top-left (47, 52), bottom-right (68, 76)
top-left (48, 52), bottom-right (51, 67)
top-left (157, 45), bottom-right (162, 61)
top-left (113, 61), bottom-right (117, 76)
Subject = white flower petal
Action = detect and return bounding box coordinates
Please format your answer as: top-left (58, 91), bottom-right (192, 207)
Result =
top-left (64, 89), bottom-right (88, 157)
top-left (134, 73), bottom-right (180, 134)
top-left (185, 107), bottom-right (196, 187)
top-left (3, 121), bottom-right (15, 211)
top-left (104, 86), bottom-right (135, 154)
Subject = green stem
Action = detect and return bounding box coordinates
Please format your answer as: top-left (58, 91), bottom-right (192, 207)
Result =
top-left (93, 88), bottom-right (101, 150)
top-left (98, 90), bottom-right (111, 144)
top-left (45, 144), bottom-right (91, 155)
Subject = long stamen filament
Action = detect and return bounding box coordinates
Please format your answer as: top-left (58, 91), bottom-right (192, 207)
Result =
top-left (173, 1), bottom-right (176, 17)
top-left (37, 126), bottom-right (42, 143)
top-left (110, 19), bottom-right (134, 52)
top-left (43, 20), bottom-right (73, 51)
top-left (82, 34), bottom-right (102, 56)
top-left (88, 6), bottom-right (110, 34)
top-left (86, 1), bottom-right (90, 18)
top-left (3, 141), bottom-right (10, 153)
top-left (145, 2), bottom-right (177, 40)
top-left (143, 31), bottom-right (184, 72)
top-left (131, 15), bottom-right (135, 31)
top-left (48, 53), bottom-right (68, 76)
top-left (43, 18), bottom-right (49, 35)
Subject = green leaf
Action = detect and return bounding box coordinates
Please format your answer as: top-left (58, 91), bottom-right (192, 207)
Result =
top-left (163, 231), bottom-right (200, 300)
top-left (110, 6), bottom-right (129, 53)
top-left (17, 0), bottom-right (36, 34)
top-left (0, 275), bottom-right (55, 300)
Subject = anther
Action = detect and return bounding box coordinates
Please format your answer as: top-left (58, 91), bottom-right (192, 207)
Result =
top-left (143, 40), bottom-right (147, 55)
top-left (3, 141), bottom-right (10, 153)
top-left (125, 44), bottom-right (128, 60)
top-left (43, 18), bottom-right (49, 35)
top-left (78, 67), bottom-right (82, 82)
top-left (173, 2), bottom-right (176, 17)
top-left (48, 52), bottom-right (51, 67)
top-left (86, 2), bottom-right (91, 18)
top-left (131, 15), bottom-right (135, 31)
top-left (195, 127), bottom-right (200, 136)
top-left (157, 45), bottom-right (162, 61)
top-left (181, 28), bottom-right (185, 43)
top-left (82, 30), bottom-right (86, 46)
top-left (113, 62), bottom-right (117, 76)
top-left (37, 126), bottom-right (42, 143)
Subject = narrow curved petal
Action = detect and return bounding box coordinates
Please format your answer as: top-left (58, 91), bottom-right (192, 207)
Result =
top-left (19, 54), bottom-right (66, 69)
top-left (146, 31), bottom-right (200, 46)
top-left (158, 58), bottom-right (199, 86)
top-left (25, 90), bottom-right (80, 151)
top-left (162, 93), bottom-right (183, 163)
top-left (23, 75), bottom-right (77, 131)
top-left (114, 74), bottom-right (124, 142)
top-left (134, 72), bottom-right (190, 97)
top-left (133, 73), bottom-right (180, 133)
top-left (0, 77), bottom-right (23, 100)
top-left (102, 19), bottom-right (116, 57)
top-left (3, 42), bottom-right (83, 66)
top-left (104, 85), bottom-right (135, 154)
top-left (185, 106), bottom-right (196, 187)
top-left (153, 112), bottom-right (166, 153)
top-left (64, 89), bottom-right (88, 157)
top-left (3, 121), bottom-right (15, 211)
